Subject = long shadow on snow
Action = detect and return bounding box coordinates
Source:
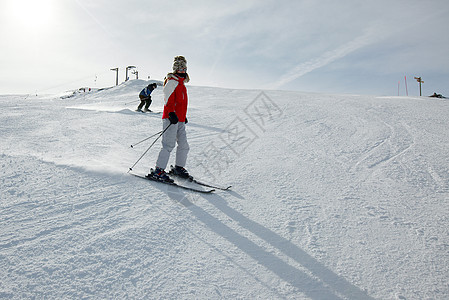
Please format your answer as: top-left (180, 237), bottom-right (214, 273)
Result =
top-left (202, 193), bottom-right (375, 299)
top-left (154, 182), bottom-right (373, 299)
top-left (187, 201), bottom-right (340, 298)
top-left (158, 190), bottom-right (373, 299)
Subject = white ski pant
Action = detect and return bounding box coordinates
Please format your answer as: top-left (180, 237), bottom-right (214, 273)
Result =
top-left (155, 119), bottom-right (189, 170)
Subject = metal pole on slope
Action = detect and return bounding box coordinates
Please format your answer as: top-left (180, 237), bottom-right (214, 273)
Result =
top-left (126, 66), bottom-right (136, 81)
top-left (132, 69), bottom-right (139, 80)
top-left (405, 76), bottom-right (409, 96)
top-left (414, 76), bottom-right (424, 96)
top-left (110, 68), bottom-right (119, 86)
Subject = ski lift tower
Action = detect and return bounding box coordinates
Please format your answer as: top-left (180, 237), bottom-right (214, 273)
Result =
top-left (132, 69), bottom-right (139, 80)
top-left (110, 67), bottom-right (119, 86)
top-left (126, 66), bottom-right (136, 81)
top-left (414, 76), bottom-right (424, 96)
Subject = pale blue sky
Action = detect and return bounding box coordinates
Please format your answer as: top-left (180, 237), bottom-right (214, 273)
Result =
top-left (1, 0), bottom-right (448, 96)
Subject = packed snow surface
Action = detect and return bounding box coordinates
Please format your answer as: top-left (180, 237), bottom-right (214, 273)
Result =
top-left (1, 80), bottom-right (448, 299)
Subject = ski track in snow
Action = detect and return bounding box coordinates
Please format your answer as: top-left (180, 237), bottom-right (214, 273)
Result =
top-left (1, 81), bottom-right (448, 299)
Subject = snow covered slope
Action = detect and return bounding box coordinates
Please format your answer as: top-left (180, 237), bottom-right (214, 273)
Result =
top-left (1, 80), bottom-right (448, 299)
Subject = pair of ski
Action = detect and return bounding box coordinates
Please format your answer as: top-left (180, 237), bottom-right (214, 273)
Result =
top-left (135, 109), bottom-right (161, 114)
top-left (131, 171), bottom-right (231, 194)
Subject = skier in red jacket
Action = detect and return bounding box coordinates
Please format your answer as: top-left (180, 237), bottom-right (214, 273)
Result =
top-left (149, 56), bottom-right (190, 182)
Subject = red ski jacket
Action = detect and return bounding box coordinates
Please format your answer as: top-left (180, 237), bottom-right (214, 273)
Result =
top-left (162, 73), bottom-right (188, 122)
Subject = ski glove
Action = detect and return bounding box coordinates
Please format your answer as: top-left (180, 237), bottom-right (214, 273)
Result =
top-left (168, 112), bottom-right (178, 124)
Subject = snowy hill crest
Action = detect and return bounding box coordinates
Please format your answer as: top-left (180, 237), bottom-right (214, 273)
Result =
top-left (1, 83), bottom-right (448, 299)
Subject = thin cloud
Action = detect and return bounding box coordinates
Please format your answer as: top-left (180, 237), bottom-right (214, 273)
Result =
top-left (270, 26), bottom-right (381, 90)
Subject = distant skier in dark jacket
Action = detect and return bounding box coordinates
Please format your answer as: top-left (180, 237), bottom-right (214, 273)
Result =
top-left (137, 83), bottom-right (157, 112)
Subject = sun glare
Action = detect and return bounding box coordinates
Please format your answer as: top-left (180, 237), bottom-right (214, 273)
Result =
top-left (9, 0), bottom-right (54, 30)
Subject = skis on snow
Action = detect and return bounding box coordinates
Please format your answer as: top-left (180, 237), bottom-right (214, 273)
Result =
top-left (168, 165), bottom-right (232, 191)
top-left (130, 173), bottom-right (216, 194)
top-left (135, 109), bottom-right (162, 114)
top-left (168, 172), bottom-right (232, 191)
top-left (130, 168), bottom-right (231, 193)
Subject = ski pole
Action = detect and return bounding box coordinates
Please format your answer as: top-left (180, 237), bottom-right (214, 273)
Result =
top-left (130, 130), bottom-right (164, 148)
top-left (125, 99), bottom-right (140, 105)
top-left (128, 123), bottom-right (172, 172)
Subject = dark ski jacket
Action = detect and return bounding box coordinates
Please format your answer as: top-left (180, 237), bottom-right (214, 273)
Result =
top-left (139, 85), bottom-right (155, 99)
